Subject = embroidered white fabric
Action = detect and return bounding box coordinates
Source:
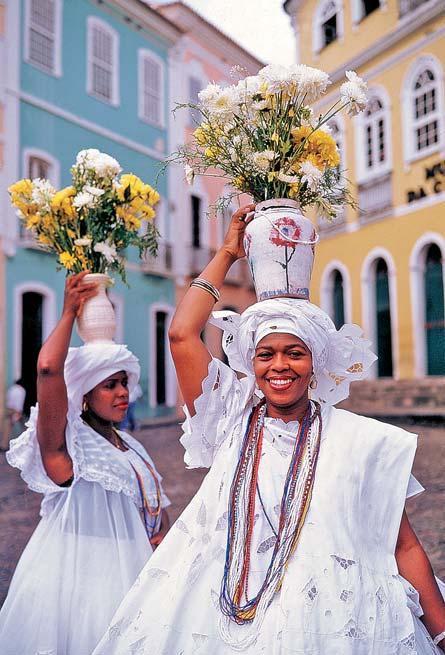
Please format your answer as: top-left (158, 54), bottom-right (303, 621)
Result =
top-left (209, 298), bottom-right (378, 406)
top-left (1, 343), bottom-right (169, 655)
top-left (93, 359), bottom-right (443, 655)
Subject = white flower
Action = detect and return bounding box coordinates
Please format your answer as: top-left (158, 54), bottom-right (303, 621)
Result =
top-left (94, 241), bottom-right (118, 263)
top-left (199, 83), bottom-right (238, 117)
top-left (184, 164), bottom-right (195, 186)
top-left (74, 148), bottom-right (121, 178)
top-left (83, 184), bottom-right (105, 198)
top-left (31, 178), bottom-right (56, 211)
top-left (277, 172), bottom-right (300, 184)
top-left (340, 71), bottom-right (367, 115)
top-left (258, 64), bottom-right (295, 94)
top-left (300, 160), bottom-right (323, 191)
top-left (198, 83), bottom-right (222, 107)
top-left (73, 191), bottom-right (97, 210)
top-left (291, 64), bottom-right (331, 102)
top-left (252, 150), bottom-right (277, 173)
top-left (74, 238), bottom-right (92, 247)
top-left (234, 75), bottom-right (263, 102)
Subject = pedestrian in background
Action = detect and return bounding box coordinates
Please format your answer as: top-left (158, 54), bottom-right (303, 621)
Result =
top-left (0, 378), bottom-right (26, 452)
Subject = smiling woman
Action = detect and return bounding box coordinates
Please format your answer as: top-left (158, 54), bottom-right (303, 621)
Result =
top-left (0, 272), bottom-right (170, 655)
top-left (93, 206), bottom-right (445, 655)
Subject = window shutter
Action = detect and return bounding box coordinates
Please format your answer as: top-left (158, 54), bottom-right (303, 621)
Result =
top-left (28, 0), bottom-right (56, 72)
top-left (141, 56), bottom-right (162, 125)
top-left (89, 21), bottom-right (116, 103)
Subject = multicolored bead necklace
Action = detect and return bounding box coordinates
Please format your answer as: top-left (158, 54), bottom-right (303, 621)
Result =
top-left (219, 399), bottom-right (322, 649)
top-left (114, 430), bottom-right (162, 540)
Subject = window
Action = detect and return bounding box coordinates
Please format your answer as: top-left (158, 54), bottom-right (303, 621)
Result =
top-left (362, 0), bottom-right (380, 18)
top-left (191, 194), bottom-right (201, 249)
top-left (403, 57), bottom-right (444, 163)
top-left (424, 244), bottom-right (445, 376)
top-left (139, 50), bottom-right (164, 127)
top-left (332, 270), bottom-right (345, 329)
top-left (189, 76), bottom-right (202, 125)
top-left (149, 304), bottom-right (175, 409)
top-left (22, 150), bottom-right (60, 241)
top-left (375, 258), bottom-right (393, 378)
top-left (87, 17), bottom-right (119, 105)
top-left (413, 69), bottom-right (439, 152)
top-left (321, 3), bottom-right (337, 48)
top-left (25, 0), bottom-right (61, 75)
top-left (313, 0), bottom-right (343, 54)
top-left (363, 96), bottom-right (386, 172)
top-left (28, 155), bottom-right (50, 179)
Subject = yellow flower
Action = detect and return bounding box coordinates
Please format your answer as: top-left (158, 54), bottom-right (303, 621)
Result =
top-left (142, 205), bottom-right (156, 221)
top-left (8, 179), bottom-right (33, 197)
top-left (233, 175), bottom-right (245, 190)
top-left (267, 171), bottom-right (279, 182)
top-left (38, 234), bottom-right (52, 246)
top-left (51, 186), bottom-right (77, 219)
top-left (147, 188), bottom-right (160, 206)
top-left (117, 174), bottom-right (145, 201)
top-left (271, 132), bottom-right (280, 144)
top-left (194, 125), bottom-right (210, 146)
top-left (26, 215), bottom-right (41, 229)
top-left (290, 127), bottom-right (339, 170)
top-left (59, 251), bottom-right (77, 270)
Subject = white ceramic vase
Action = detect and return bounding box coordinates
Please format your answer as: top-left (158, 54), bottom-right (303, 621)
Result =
top-left (244, 199), bottom-right (319, 302)
top-left (76, 273), bottom-right (116, 344)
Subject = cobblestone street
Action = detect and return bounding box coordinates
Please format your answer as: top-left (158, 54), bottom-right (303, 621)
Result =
top-left (1, 417), bottom-right (444, 607)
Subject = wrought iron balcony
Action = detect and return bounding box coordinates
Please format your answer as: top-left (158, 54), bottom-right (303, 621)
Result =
top-left (358, 172), bottom-right (393, 223)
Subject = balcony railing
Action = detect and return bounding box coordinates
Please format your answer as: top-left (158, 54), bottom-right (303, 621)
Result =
top-left (358, 172), bottom-right (393, 223)
top-left (399, 0), bottom-right (429, 17)
top-left (189, 245), bottom-right (214, 277)
top-left (142, 241), bottom-right (173, 276)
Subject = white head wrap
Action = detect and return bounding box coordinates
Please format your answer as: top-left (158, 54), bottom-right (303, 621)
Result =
top-left (64, 343), bottom-right (140, 414)
top-left (210, 298), bottom-right (377, 405)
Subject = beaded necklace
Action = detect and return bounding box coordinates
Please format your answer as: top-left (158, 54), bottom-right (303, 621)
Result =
top-left (113, 430), bottom-right (162, 540)
top-left (219, 399), bottom-right (322, 648)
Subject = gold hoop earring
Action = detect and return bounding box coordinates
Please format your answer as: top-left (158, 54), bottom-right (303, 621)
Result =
top-left (82, 399), bottom-right (89, 413)
top-left (309, 375), bottom-right (318, 390)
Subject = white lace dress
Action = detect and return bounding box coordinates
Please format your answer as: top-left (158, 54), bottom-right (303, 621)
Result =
top-left (0, 408), bottom-right (170, 655)
top-left (93, 359), bottom-right (443, 655)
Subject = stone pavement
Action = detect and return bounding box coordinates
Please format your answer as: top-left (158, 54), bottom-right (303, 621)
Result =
top-left (0, 417), bottom-right (444, 608)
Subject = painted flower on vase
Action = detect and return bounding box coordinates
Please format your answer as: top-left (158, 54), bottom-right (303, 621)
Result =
top-left (269, 217), bottom-right (301, 293)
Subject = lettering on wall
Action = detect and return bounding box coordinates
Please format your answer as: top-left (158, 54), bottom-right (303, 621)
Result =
top-left (406, 160), bottom-right (445, 203)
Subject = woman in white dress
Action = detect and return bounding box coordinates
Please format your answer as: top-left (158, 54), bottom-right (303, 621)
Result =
top-left (93, 207), bottom-right (445, 655)
top-left (0, 272), bottom-right (170, 655)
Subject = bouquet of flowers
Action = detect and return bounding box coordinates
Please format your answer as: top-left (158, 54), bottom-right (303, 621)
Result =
top-left (9, 148), bottom-right (160, 283)
top-left (174, 65), bottom-right (368, 219)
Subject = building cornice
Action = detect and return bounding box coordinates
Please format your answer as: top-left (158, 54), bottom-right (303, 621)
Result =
top-left (95, 0), bottom-right (183, 43)
top-left (156, 2), bottom-right (263, 69)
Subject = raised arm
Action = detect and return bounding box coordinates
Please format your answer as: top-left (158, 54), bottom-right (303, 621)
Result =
top-left (396, 510), bottom-right (445, 651)
top-left (168, 204), bottom-right (255, 415)
top-left (36, 272), bottom-right (98, 484)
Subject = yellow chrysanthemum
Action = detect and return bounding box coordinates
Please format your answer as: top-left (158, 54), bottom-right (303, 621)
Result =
top-left (26, 215), bottom-right (41, 229)
top-left (290, 127), bottom-right (340, 170)
top-left (38, 234), bottom-right (52, 246)
top-left (59, 251), bottom-right (77, 270)
top-left (8, 179), bottom-right (33, 198)
top-left (51, 187), bottom-right (77, 219)
top-left (194, 124), bottom-right (211, 146)
top-left (142, 205), bottom-right (155, 221)
top-left (117, 174), bottom-right (145, 201)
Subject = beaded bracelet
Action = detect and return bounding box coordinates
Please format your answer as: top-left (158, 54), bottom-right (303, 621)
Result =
top-left (190, 277), bottom-right (220, 303)
top-left (433, 630), bottom-right (445, 646)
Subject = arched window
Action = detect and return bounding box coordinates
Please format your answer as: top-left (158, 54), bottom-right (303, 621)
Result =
top-left (351, 0), bottom-right (380, 24)
top-left (87, 17), bottom-right (119, 105)
top-left (403, 57), bottom-right (444, 163)
top-left (363, 95), bottom-right (387, 173)
top-left (313, 0), bottom-right (343, 54)
top-left (332, 270), bottom-right (345, 329)
top-left (149, 304), bottom-right (175, 408)
top-left (375, 258), bottom-right (393, 378)
top-left (14, 283), bottom-right (56, 413)
top-left (424, 244), bottom-right (445, 376)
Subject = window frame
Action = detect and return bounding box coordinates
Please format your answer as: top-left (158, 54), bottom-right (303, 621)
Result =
top-left (138, 48), bottom-right (165, 129)
top-left (402, 55), bottom-right (445, 165)
top-left (313, 0), bottom-right (344, 55)
top-left (86, 16), bottom-right (120, 107)
top-left (355, 86), bottom-right (392, 184)
top-left (24, 0), bottom-right (62, 77)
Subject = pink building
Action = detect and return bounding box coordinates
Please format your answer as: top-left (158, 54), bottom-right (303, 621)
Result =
top-left (157, 1), bottom-right (262, 361)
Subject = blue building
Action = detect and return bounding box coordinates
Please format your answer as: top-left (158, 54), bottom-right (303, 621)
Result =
top-left (1, 0), bottom-right (181, 418)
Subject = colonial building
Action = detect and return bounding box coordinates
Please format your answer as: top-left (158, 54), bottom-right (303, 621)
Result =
top-left (284, 0), bottom-right (445, 414)
top-left (156, 1), bottom-right (261, 360)
top-left (1, 0), bottom-right (181, 419)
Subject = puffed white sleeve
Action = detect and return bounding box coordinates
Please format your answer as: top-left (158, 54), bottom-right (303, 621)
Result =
top-left (406, 473), bottom-right (425, 499)
top-left (180, 358), bottom-right (250, 469)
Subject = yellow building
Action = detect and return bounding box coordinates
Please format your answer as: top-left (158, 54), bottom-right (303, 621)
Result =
top-left (285, 0), bottom-right (445, 413)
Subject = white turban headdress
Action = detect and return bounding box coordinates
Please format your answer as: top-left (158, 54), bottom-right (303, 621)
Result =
top-left (64, 343), bottom-right (140, 414)
top-left (210, 298), bottom-right (377, 405)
